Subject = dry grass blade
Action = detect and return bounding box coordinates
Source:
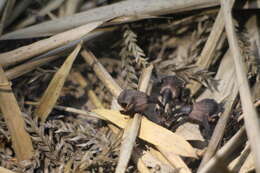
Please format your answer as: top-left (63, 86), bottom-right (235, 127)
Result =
top-left (221, 1), bottom-right (260, 172)
top-left (34, 43), bottom-right (82, 123)
top-left (93, 109), bottom-right (197, 158)
top-left (0, 0), bottom-right (220, 39)
top-left (64, 0), bottom-right (82, 16)
top-left (0, 21), bottom-right (103, 67)
top-left (6, 55), bottom-right (59, 80)
top-left (115, 65), bottom-right (153, 173)
top-left (0, 65), bottom-right (34, 161)
top-left (0, 167), bottom-right (16, 173)
top-left (81, 49), bottom-right (122, 97)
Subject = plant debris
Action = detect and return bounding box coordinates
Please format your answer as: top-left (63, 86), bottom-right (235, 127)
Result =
top-left (0, 0), bottom-right (259, 172)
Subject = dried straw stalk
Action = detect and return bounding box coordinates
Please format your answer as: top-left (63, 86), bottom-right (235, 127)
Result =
top-left (115, 65), bottom-right (153, 173)
top-left (221, 0), bottom-right (260, 172)
top-left (0, 66), bottom-right (34, 161)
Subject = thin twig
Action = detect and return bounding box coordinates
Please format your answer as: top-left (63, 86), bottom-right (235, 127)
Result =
top-left (115, 65), bottom-right (153, 173)
top-left (221, 1), bottom-right (260, 172)
top-left (5, 55), bottom-right (59, 80)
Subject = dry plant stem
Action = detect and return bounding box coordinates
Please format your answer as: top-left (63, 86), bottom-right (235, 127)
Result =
top-left (1, 0), bottom-right (220, 39)
top-left (33, 28), bottom-right (115, 61)
top-left (93, 109), bottom-right (196, 158)
top-left (15, 0), bottom-right (65, 29)
top-left (64, 0), bottom-right (83, 16)
top-left (0, 0), bottom-right (6, 14)
top-left (229, 143), bottom-right (251, 172)
top-left (0, 21), bottom-right (103, 67)
top-left (0, 0), bottom-right (15, 35)
top-left (0, 167), bottom-right (16, 173)
top-left (72, 71), bottom-right (104, 109)
top-left (198, 99), bottom-right (234, 170)
top-left (71, 72), bottom-right (150, 173)
top-left (5, 0), bottom-right (33, 27)
top-left (35, 43), bottom-right (82, 122)
top-left (221, 1), bottom-right (260, 173)
top-left (82, 49), bottom-right (195, 173)
top-left (6, 55), bottom-right (59, 80)
top-left (0, 66), bottom-right (34, 161)
top-left (115, 65), bottom-right (153, 173)
top-left (198, 127), bottom-right (246, 173)
top-left (81, 49), bottom-right (122, 97)
top-left (158, 148), bottom-right (192, 173)
top-left (190, 0), bottom-right (235, 94)
top-left (25, 101), bottom-right (105, 120)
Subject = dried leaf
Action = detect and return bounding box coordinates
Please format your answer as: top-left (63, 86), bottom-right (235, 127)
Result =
top-left (93, 109), bottom-right (197, 158)
top-left (34, 43), bottom-right (82, 122)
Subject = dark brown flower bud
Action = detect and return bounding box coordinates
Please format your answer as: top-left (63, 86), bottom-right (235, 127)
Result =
top-left (189, 99), bottom-right (222, 123)
top-left (117, 89), bottom-right (162, 124)
top-left (117, 89), bottom-right (150, 116)
top-left (159, 75), bottom-right (185, 105)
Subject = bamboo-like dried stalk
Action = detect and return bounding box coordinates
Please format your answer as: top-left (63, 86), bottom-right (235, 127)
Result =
top-left (0, 65), bottom-right (34, 161)
top-left (189, 0), bottom-right (235, 94)
top-left (229, 143), bottom-right (251, 172)
top-left (0, 0), bottom-right (15, 35)
top-left (64, 0), bottom-right (83, 16)
top-left (198, 127), bottom-right (246, 173)
top-left (81, 49), bottom-right (122, 97)
top-left (198, 98), bottom-right (234, 171)
top-left (0, 0), bottom-right (6, 14)
top-left (0, 0), bottom-right (219, 39)
top-left (15, 0), bottom-right (65, 29)
top-left (6, 55), bottom-right (59, 80)
top-left (0, 21), bottom-right (103, 67)
top-left (35, 43), bottom-right (82, 123)
top-left (221, 1), bottom-right (260, 172)
top-left (115, 65), bottom-right (153, 173)
top-left (5, 0), bottom-right (33, 27)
